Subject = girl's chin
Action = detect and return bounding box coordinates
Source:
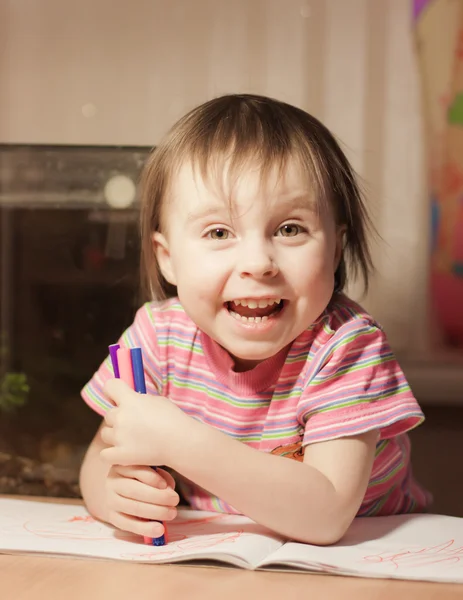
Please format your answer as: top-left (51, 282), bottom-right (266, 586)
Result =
top-left (227, 342), bottom-right (289, 368)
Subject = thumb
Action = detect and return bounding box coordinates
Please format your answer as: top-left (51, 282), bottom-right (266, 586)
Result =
top-left (100, 446), bottom-right (130, 466)
top-left (103, 378), bottom-right (134, 406)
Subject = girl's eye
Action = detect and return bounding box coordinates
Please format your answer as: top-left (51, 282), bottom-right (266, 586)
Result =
top-left (207, 228), bottom-right (229, 240)
top-left (276, 224), bottom-right (304, 237)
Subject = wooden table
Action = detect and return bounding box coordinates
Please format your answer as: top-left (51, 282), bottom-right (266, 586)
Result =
top-left (1, 496), bottom-right (463, 600)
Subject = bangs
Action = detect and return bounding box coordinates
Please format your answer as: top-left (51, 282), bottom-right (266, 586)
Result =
top-left (164, 95), bottom-right (330, 214)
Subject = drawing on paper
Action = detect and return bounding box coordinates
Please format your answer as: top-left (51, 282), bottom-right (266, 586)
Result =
top-left (363, 540), bottom-right (463, 570)
top-left (23, 513), bottom-right (134, 542)
top-left (121, 513), bottom-right (251, 559)
top-left (15, 509), bottom-right (260, 558)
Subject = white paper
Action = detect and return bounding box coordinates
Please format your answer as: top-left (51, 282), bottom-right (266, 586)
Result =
top-left (0, 498), bottom-right (283, 568)
top-left (2, 498), bottom-right (463, 584)
top-left (260, 513), bottom-right (463, 583)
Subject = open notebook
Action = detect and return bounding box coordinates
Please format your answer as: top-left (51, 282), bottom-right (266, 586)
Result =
top-left (1, 497), bottom-right (463, 584)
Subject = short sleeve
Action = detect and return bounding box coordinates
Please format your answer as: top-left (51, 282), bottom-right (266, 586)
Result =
top-left (297, 319), bottom-right (424, 445)
top-left (80, 303), bottom-right (164, 416)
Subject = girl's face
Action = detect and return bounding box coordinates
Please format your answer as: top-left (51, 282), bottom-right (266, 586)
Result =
top-left (153, 159), bottom-right (344, 371)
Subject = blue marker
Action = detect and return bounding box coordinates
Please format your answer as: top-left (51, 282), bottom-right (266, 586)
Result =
top-left (131, 348), bottom-right (147, 394)
top-left (130, 348), bottom-right (167, 546)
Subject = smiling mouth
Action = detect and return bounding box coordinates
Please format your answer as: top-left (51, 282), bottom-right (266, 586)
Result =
top-left (225, 298), bottom-right (285, 323)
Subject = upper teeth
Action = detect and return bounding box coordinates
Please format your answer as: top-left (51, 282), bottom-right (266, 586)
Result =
top-left (232, 298), bottom-right (281, 309)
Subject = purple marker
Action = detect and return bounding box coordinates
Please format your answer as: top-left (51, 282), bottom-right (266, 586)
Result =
top-left (108, 344), bottom-right (120, 378)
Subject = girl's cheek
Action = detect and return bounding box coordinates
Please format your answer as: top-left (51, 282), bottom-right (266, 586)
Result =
top-left (203, 253), bottom-right (233, 272)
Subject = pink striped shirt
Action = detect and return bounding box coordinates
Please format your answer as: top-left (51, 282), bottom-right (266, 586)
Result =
top-left (81, 294), bottom-right (431, 516)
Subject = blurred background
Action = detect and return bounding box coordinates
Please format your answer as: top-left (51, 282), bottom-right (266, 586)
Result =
top-left (0, 0), bottom-right (462, 516)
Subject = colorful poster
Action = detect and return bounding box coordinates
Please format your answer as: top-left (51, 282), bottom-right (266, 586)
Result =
top-left (414, 0), bottom-right (463, 347)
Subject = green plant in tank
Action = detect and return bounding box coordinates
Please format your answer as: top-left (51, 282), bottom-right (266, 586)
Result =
top-left (0, 332), bottom-right (29, 413)
top-left (0, 372), bottom-right (29, 412)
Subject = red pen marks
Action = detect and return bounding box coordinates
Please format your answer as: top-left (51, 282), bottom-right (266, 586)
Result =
top-left (121, 531), bottom-right (244, 560)
top-left (22, 515), bottom-right (134, 542)
top-left (67, 515), bottom-right (96, 523)
top-left (18, 510), bottom-right (276, 555)
top-left (363, 540), bottom-right (463, 570)
top-left (120, 513), bottom-right (271, 560)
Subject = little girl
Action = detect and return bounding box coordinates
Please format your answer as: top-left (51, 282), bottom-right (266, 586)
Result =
top-left (79, 93), bottom-right (431, 545)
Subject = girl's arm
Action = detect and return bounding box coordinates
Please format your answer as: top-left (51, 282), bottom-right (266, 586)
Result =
top-left (169, 418), bottom-right (378, 545)
top-left (79, 422), bottom-right (112, 522)
top-left (100, 380), bottom-right (378, 545)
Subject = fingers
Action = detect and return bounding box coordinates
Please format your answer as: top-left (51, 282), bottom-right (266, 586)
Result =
top-left (108, 511), bottom-right (167, 540)
top-left (104, 378), bottom-right (135, 405)
top-left (103, 409), bottom-right (115, 427)
top-left (105, 465), bottom-right (179, 540)
top-left (100, 425), bottom-right (115, 447)
top-left (155, 467), bottom-right (176, 490)
top-left (100, 446), bottom-right (128, 465)
top-left (111, 465), bottom-right (173, 490)
top-left (109, 489), bottom-right (178, 521)
top-left (110, 474), bottom-right (179, 508)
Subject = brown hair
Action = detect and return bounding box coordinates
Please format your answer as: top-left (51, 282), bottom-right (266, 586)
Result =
top-left (139, 93), bottom-right (374, 300)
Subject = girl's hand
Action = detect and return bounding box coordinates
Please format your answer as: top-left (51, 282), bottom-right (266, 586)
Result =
top-left (105, 464), bottom-right (179, 540)
top-left (100, 378), bottom-right (189, 466)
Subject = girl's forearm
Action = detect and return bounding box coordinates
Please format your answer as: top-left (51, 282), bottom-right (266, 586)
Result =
top-left (170, 418), bottom-right (347, 544)
top-left (79, 426), bottom-right (111, 523)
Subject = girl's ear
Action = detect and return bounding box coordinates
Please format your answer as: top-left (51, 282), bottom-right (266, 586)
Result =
top-left (152, 232), bottom-right (177, 286)
top-left (334, 225), bottom-right (347, 271)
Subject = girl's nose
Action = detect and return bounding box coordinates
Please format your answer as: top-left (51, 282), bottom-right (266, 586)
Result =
top-left (237, 242), bottom-right (279, 279)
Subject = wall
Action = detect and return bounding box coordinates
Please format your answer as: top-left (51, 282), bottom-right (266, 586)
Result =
top-left (1, 0), bottom-right (460, 399)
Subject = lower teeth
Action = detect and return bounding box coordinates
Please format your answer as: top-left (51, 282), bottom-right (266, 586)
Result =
top-left (229, 312), bottom-right (271, 323)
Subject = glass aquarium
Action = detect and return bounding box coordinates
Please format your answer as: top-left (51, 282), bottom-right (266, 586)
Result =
top-left (0, 144), bottom-right (150, 497)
